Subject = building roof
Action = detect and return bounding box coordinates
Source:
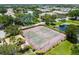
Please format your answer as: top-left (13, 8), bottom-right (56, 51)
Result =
top-left (4, 8), bottom-right (16, 18)
top-left (0, 30), bottom-right (6, 39)
top-left (53, 10), bottom-right (68, 14)
top-left (22, 26), bottom-right (66, 52)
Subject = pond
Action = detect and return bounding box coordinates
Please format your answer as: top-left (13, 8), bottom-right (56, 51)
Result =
top-left (57, 24), bottom-right (69, 32)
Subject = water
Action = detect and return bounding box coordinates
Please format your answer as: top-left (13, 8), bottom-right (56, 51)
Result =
top-left (57, 24), bottom-right (68, 32)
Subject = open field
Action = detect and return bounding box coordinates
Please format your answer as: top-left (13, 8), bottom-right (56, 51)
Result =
top-left (45, 40), bottom-right (73, 55)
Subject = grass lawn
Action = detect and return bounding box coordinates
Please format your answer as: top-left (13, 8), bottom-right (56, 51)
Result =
top-left (55, 20), bottom-right (79, 26)
top-left (45, 40), bottom-right (73, 55)
top-left (66, 20), bottom-right (79, 25)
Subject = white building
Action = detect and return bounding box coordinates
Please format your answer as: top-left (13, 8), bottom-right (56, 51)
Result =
top-left (27, 10), bottom-right (33, 14)
top-left (0, 30), bottom-right (6, 45)
top-left (25, 10), bottom-right (34, 15)
top-left (0, 30), bottom-right (6, 39)
top-left (53, 10), bottom-right (68, 14)
top-left (39, 12), bottom-right (56, 18)
top-left (5, 8), bottom-right (16, 18)
top-left (37, 8), bottom-right (52, 12)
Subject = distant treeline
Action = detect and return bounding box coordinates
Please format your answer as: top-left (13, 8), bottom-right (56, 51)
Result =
top-left (0, 4), bottom-right (79, 8)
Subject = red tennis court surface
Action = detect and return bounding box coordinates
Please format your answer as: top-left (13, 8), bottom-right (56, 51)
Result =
top-left (22, 26), bottom-right (66, 52)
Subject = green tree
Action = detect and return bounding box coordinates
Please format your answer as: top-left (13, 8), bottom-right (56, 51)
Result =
top-left (71, 44), bottom-right (79, 55)
top-left (5, 25), bottom-right (21, 36)
top-left (15, 13), bottom-right (39, 26)
top-left (14, 13), bottom-right (25, 25)
top-left (0, 44), bottom-right (20, 55)
top-left (9, 36), bottom-right (16, 43)
top-left (14, 8), bottom-right (25, 14)
top-left (65, 24), bottom-right (79, 43)
top-left (68, 10), bottom-right (79, 20)
top-left (9, 36), bottom-right (25, 45)
top-left (16, 38), bottom-right (25, 45)
top-left (0, 8), bottom-right (7, 14)
top-left (33, 9), bottom-right (41, 18)
top-left (35, 50), bottom-right (45, 55)
top-left (41, 14), bottom-right (57, 25)
top-left (0, 15), bottom-right (14, 26)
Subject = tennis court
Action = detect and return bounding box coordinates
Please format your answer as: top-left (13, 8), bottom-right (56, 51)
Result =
top-left (22, 26), bottom-right (66, 52)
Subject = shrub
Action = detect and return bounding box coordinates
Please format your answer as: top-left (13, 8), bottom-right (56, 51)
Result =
top-left (16, 38), bottom-right (25, 45)
top-left (35, 50), bottom-right (45, 55)
top-left (71, 44), bottom-right (79, 55)
top-left (9, 36), bottom-right (16, 43)
top-left (20, 45), bottom-right (32, 53)
top-left (0, 44), bottom-right (21, 55)
top-left (25, 46), bottom-right (32, 50)
top-left (65, 25), bottom-right (79, 44)
top-left (5, 25), bottom-right (21, 36)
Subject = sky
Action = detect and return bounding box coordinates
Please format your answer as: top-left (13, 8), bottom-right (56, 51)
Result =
top-left (0, 0), bottom-right (79, 4)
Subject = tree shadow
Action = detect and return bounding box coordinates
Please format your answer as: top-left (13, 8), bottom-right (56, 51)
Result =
top-left (66, 34), bottom-right (77, 44)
